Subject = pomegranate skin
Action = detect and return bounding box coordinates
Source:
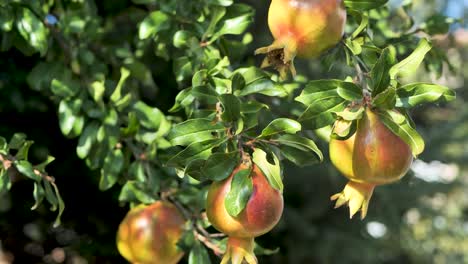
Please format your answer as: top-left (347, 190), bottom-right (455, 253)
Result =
top-left (206, 164), bottom-right (284, 238)
top-left (268, 0), bottom-right (347, 58)
top-left (116, 201), bottom-right (186, 264)
top-left (329, 108), bottom-right (413, 185)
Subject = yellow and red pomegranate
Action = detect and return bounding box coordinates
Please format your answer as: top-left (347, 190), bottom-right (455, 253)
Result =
top-left (206, 162), bottom-right (284, 264)
top-left (256, 0), bottom-right (347, 77)
top-left (329, 108), bottom-right (413, 219)
top-left (116, 201), bottom-right (186, 264)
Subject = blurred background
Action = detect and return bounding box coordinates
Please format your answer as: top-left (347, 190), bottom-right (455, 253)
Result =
top-left (0, 0), bottom-right (467, 263)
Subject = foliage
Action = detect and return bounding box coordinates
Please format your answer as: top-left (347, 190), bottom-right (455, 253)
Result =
top-left (0, 0), bottom-right (466, 263)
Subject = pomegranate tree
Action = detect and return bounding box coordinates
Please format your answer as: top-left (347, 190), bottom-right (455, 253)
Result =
top-left (256, 0), bottom-right (347, 77)
top-left (206, 161), bottom-right (284, 264)
top-left (329, 107), bottom-right (413, 219)
top-left (116, 201), bottom-right (186, 264)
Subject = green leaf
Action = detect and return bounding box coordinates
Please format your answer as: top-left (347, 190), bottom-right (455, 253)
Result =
top-left (139, 11), bottom-right (169, 39)
top-left (49, 180), bottom-right (65, 228)
top-left (14, 160), bottom-right (41, 181)
top-left (372, 87), bottom-right (396, 109)
top-left (51, 78), bottom-right (80, 98)
top-left (296, 80), bottom-right (351, 106)
top-left (168, 118), bottom-right (225, 146)
top-left (259, 118), bottom-right (301, 138)
top-left (275, 134), bottom-right (323, 163)
top-left (0, 6), bottom-right (14, 32)
top-left (395, 83), bottom-right (456, 108)
top-left (344, 0), bottom-right (388, 10)
top-left (334, 106), bottom-right (365, 121)
top-left (252, 148), bottom-right (283, 191)
top-left (219, 94), bottom-right (241, 122)
top-left (211, 4), bottom-right (253, 41)
top-left (202, 151), bottom-right (239, 181)
top-left (31, 182), bottom-right (45, 210)
top-left (133, 101), bottom-right (166, 130)
top-left (99, 149), bottom-right (124, 190)
top-left (16, 8), bottom-right (49, 55)
top-left (236, 67), bottom-right (286, 97)
top-left (224, 168), bottom-right (253, 217)
top-left (15, 140), bottom-right (33, 160)
top-left (8, 133), bottom-right (27, 149)
top-left (35, 156), bottom-right (55, 172)
top-left (185, 159), bottom-right (206, 181)
top-left (389, 38), bottom-right (432, 79)
top-left (378, 111), bottom-right (425, 156)
top-left (298, 100), bottom-right (348, 129)
top-left (336, 82), bottom-right (363, 101)
top-left (0, 137), bottom-right (7, 154)
top-left (43, 180), bottom-right (58, 211)
top-left (331, 120), bottom-right (357, 140)
top-left (166, 139), bottom-right (226, 167)
top-left (0, 169), bottom-right (11, 193)
top-left (77, 122), bottom-right (100, 159)
top-left (189, 241), bottom-right (211, 264)
top-left (110, 68), bottom-right (131, 103)
top-left (192, 86), bottom-right (219, 104)
top-left (169, 88), bottom-right (195, 113)
top-left (370, 47), bottom-right (396, 96)
top-left (254, 242), bottom-right (280, 256)
top-left (118, 181), bottom-right (156, 204)
top-left (58, 99), bottom-right (85, 137)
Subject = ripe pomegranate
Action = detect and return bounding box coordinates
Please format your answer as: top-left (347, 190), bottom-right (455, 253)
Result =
top-left (256, 0), bottom-right (347, 77)
top-left (206, 162), bottom-right (284, 264)
top-left (329, 108), bottom-right (413, 219)
top-left (116, 201), bottom-right (186, 264)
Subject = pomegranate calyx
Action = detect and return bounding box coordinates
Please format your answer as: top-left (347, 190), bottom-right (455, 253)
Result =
top-left (255, 42), bottom-right (297, 79)
top-left (330, 181), bottom-right (375, 219)
top-left (221, 237), bottom-right (257, 264)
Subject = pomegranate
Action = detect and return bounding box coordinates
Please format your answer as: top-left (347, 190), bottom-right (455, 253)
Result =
top-left (116, 201), bottom-right (186, 264)
top-left (329, 108), bottom-right (413, 219)
top-left (206, 162), bottom-right (284, 264)
top-left (256, 0), bottom-right (347, 77)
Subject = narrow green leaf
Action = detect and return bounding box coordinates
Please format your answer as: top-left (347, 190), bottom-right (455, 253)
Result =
top-left (344, 0), bottom-right (388, 10)
top-left (378, 111), bottom-right (425, 156)
top-left (133, 101), bottom-right (166, 129)
top-left (168, 118), bottom-right (225, 146)
top-left (252, 148), bottom-right (283, 191)
top-left (166, 139), bottom-right (226, 167)
top-left (99, 149), bottom-right (124, 190)
top-left (389, 38), bottom-right (432, 79)
top-left (372, 87), bottom-right (396, 109)
top-left (259, 118), bottom-right (301, 138)
top-left (118, 181), bottom-right (156, 204)
top-left (15, 140), bottom-right (33, 160)
top-left (275, 134), bottom-right (323, 162)
top-left (189, 241), bottom-right (211, 264)
top-left (43, 180), bottom-right (58, 211)
top-left (110, 67), bottom-right (131, 103)
top-left (14, 160), bottom-right (41, 181)
top-left (370, 47), bottom-right (396, 96)
top-left (77, 122), bottom-right (100, 159)
top-left (31, 182), bottom-right (45, 210)
top-left (0, 137), bottom-right (7, 154)
top-left (334, 106), bottom-right (365, 121)
top-left (336, 82), bottom-right (363, 101)
top-left (0, 169), bottom-right (11, 193)
top-left (139, 11), bottom-right (169, 39)
top-left (51, 78), bottom-right (79, 98)
top-left (396, 83), bottom-right (456, 108)
top-left (58, 99), bottom-right (85, 137)
top-left (202, 151), bottom-right (240, 181)
top-left (8, 133), bottom-right (27, 149)
top-left (219, 94), bottom-right (241, 122)
top-left (35, 156), bottom-right (55, 172)
top-left (225, 169), bottom-right (253, 217)
top-left (16, 8), bottom-right (49, 55)
top-left (50, 181), bottom-right (65, 227)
